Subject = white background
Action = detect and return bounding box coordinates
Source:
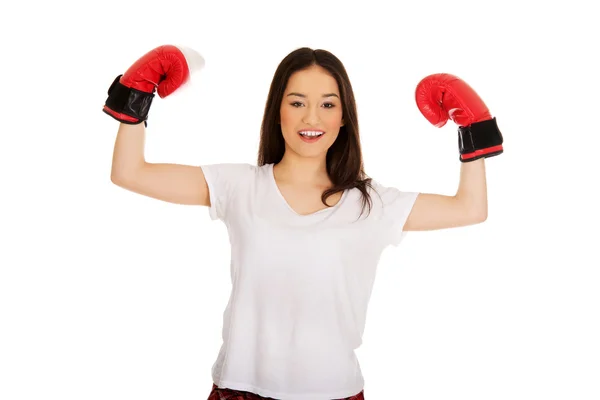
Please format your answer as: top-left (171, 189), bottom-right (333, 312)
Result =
top-left (1, 1), bottom-right (598, 399)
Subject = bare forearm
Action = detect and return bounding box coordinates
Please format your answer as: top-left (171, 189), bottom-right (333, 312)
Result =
top-left (111, 123), bottom-right (146, 179)
top-left (455, 158), bottom-right (488, 219)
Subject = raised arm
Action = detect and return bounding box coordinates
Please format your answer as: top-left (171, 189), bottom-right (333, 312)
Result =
top-left (103, 45), bottom-right (209, 206)
top-left (404, 73), bottom-right (503, 231)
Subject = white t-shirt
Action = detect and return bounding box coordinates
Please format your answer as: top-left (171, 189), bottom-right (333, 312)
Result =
top-left (200, 162), bottom-right (419, 400)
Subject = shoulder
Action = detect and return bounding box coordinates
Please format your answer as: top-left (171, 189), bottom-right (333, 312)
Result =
top-left (199, 163), bottom-right (262, 200)
top-left (200, 162), bottom-right (278, 193)
top-left (366, 178), bottom-right (407, 201)
top-left (199, 163), bottom-right (263, 221)
top-left (200, 162), bottom-right (260, 182)
top-left (200, 162), bottom-right (258, 174)
top-left (364, 178), bottom-right (419, 213)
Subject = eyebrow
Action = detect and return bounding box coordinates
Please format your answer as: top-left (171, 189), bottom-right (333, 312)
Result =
top-left (286, 92), bottom-right (339, 98)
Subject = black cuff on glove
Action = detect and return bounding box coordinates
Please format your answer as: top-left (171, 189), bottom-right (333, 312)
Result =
top-left (458, 117), bottom-right (504, 162)
top-left (103, 75), bottom-right (155, 126)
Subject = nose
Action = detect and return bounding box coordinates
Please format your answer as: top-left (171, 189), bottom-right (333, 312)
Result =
top-left (302, 105), bottom-right (320, 125)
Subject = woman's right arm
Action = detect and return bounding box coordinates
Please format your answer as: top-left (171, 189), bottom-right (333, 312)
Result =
top-left (110, 123), bottom-right (210, 206)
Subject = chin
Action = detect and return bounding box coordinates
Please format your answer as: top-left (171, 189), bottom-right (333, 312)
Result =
top-left (282, 133), bottom-right (338, 158)
top-left (296, 142), bottom-right (333, 157)
top-left (292, 148), bottom-right (326, 159)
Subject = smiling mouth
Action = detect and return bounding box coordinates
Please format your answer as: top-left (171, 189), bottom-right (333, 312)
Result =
top-left (298, 130), bottom-right (325, 143)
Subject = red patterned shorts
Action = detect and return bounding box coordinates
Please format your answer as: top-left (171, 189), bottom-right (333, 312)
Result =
top-left (207, 383), bottom-right (365, 399)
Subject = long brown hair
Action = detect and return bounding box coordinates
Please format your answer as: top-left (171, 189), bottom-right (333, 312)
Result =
top-left (257, 47), bottom-right (373, 217)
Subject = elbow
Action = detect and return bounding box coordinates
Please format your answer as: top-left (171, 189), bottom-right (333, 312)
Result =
top-left (473, 207), bottom-right (488, 224)
top-left (459, 199), bottom-right (488, 226)
top-left (110, 169), bottom-right (119, 185)
top-left (462, 202), bottom-right (487, 225)
top-left (110, 163), bottom-right (143, 187)
top-left (110, 174), bottom-right (123, 187)
top-left (469, 197), bottom-right (488, 224)
top-left (110, 168), bottom-right (124, 186)
top-left (111, 169), bottom-right (133, 188)
top-left (477, 212), bottom-right (488, 224)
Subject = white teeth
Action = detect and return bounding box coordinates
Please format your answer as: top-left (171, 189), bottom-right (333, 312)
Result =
top-left (299, 131), bottom-right (324, 137)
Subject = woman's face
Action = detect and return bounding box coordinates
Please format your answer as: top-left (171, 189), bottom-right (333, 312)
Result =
top-left (279, 65), bottom-right (345, 159)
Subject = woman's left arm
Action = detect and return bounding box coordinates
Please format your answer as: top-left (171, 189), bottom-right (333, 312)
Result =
top-left (403, 73), bottom-right (504, 232)
top-left (404, 158), bottom-right (487, 231)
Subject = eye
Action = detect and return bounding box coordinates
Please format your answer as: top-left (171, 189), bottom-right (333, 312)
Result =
top-left (289, 101), bottom-right (336, 108)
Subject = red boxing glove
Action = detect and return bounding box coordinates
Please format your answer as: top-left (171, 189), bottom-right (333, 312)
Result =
top-left (103, 45), bottom-right (205, 125)
top-left (415, 73), bottom-right (503, 162)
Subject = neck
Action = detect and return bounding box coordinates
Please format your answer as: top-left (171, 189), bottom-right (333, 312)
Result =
top-left (275, 152), bottom-right (330, 185)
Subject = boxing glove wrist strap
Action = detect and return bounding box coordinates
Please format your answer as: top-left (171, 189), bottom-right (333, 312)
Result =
top-left (103, 75), bottom-right (155, 124)
top-left (458, 117), bottom-right (504, 162)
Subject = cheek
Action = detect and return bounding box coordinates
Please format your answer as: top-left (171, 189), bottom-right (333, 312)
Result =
top-left (279, 107), bottom-right (297, 126)
top-left (324, 109), bottom-right (344, 128)
top-left (279, 110), bottom-right (297, 138)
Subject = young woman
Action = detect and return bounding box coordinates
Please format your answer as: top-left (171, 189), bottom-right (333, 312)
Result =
top-left (103, 44), bottom-right (502, 400)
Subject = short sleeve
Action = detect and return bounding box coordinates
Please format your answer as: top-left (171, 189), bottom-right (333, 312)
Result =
top-left (371, 181), bottom-right (419, 247)
top-left (200, 163), bottom-right (254, 222)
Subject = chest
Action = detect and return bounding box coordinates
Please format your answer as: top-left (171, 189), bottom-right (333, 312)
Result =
top-left (276, 185), bottom-right (344, 216)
